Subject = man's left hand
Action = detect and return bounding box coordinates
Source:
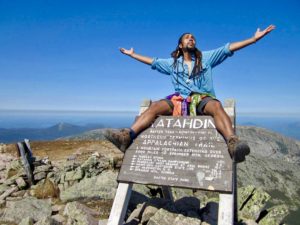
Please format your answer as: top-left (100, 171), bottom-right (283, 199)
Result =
top-left (254, 25), bottom-right (276, 42)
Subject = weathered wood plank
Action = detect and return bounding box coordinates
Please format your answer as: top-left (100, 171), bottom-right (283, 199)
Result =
top-left (107, 183), bottom-right (133, 225)
top-left (17, 142), bottom-right (34, 186)
top-left (218, 193), bottom-right (234, 225)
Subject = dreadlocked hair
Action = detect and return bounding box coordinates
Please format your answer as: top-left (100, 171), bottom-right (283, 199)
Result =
top-left (171, 37), bottom-right (203, 76)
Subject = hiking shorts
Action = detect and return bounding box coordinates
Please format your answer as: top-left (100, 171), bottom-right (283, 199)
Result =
top-left (161, 96), bottom-right (220, 115)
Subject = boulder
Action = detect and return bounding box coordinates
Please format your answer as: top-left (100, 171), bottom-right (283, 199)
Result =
top-left (239, 187), bottom-right (271, 221)
top-left (64, 167), bottom-right (83, 181)
top-left (63, 201), bottom-right (99, 225)
top-left (147, 208), bottom-right (178, 225)
top-left (0, 197), bottom-right (51, 224)
top-left (19, 217), bottom-right (34, 225)
top-left (60, 170), bottom-right (118, 202)
top-left (258, 204), bottom-right (289, 225)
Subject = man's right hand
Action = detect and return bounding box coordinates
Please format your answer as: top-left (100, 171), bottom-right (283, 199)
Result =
top-left (119, 47), bottom-right (153, 65)
top-left (120, 47), bottom-right (134, 56)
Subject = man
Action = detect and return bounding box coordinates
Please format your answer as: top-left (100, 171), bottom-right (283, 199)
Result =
top-left (105, 25), bottom-right (275, 163)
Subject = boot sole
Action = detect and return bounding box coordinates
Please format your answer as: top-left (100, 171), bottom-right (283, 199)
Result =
top-left (234, 142), bottom-right (250, 163)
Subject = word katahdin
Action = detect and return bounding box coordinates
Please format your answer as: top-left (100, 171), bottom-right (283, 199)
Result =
top-left (152, 118), bottom-right (216, 129)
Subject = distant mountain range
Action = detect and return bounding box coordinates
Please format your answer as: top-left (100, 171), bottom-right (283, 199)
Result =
top-left (0, 122), bottom-right (105, 143)
top-left (239, 121), bottom-right (300, 140)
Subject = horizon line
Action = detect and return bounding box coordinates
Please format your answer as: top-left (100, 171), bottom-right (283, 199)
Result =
top-left (0, 108), bottom-right (300, 117)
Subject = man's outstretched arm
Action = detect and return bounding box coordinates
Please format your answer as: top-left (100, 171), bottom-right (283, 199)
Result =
top-left (229, 25), bottom-right (275, 52)
top-left (120, 47), bottom-right (153, 65)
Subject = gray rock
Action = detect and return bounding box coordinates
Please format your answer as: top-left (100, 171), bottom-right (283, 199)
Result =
top-left (11, 190), bottom-right (26, 197)
top-left (18, 217), bottom-right (34, 225)
top-left (147, 208), bottom-right (177, 225)
top-left (34, 172), bottom-right (47, 181)
top-left (60, 170), bottom-right (118, 202)
top-left (64, 167), bottom-right (83, 181)
top-left (147, 208), bottom-right (201, 225)
top-left (0, 184), bottom-right (10, 195)
top-left (51, 214), bottom-right (66, 225)
top-left (63, 201), bottom-right (98, 225)
top-left (98, 219), bottom-right (108, 225)
top-left (238, 185), bottom-right (256, 209)
top-left (80, 156), bottom-right (108, 178)
top-left (239, 187), bottom-right (271, 221)
top-left (126, 203), bottom-right (145, 224)
top-left (242, 220), bottom-right (259, 225)
top-left (1, 197), bottom-right (51, 224)
top-left (16, 177), bottom-right (27, 189)
top-left (141, 205), bottom-right (160, 224)
top-left (173, 214), bottom-right (201, 225)
top-left (237, 126), bottom-right (300, 213)
top-left (258, 204), bottom-right (289, 225)
top-left (0, 186), bottom-right (18, 200)
top-left (34, 217), bottom-right (56, 225)
top-left (33, 165), bottom-right (53, 174)
top-left (51, 204), bottom-right (64, 213)
top-left (0, 199), bottom-right (5, 207)
top-left (171, 187), bottom-right (194, 201)
top-left (6, 159), bottom-right (23, 179)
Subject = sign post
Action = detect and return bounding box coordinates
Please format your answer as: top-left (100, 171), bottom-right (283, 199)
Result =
top-left (106, 99), bottom-right (237, 225)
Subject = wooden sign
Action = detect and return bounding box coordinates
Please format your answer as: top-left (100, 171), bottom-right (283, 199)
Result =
top-left (118, 116), bottom-right (233, 192)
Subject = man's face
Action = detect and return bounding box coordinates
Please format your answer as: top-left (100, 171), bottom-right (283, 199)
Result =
top-left (179, 34), bottom-right (196, 51)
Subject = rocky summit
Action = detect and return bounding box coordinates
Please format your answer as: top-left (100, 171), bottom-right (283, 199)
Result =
top-left (0, 125), bottom-right (298, 224)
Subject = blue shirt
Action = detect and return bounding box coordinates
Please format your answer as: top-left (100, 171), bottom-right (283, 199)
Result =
top-left (151, 43), bottom-right (234, 98)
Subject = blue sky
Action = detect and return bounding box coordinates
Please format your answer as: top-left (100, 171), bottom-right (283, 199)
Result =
top-left (1, 0), bottom-right (300, 114)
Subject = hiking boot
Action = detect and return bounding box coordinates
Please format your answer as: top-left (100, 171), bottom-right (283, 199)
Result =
top-left (227, 136), bottom-right (250, 163)
top-left (104, 128), bottom-right (132, 153)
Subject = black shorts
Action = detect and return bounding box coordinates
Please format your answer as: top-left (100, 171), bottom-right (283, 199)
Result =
top-left (161, 96), bottom-right (219, 115)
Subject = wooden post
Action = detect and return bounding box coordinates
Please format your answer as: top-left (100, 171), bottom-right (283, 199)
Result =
top-left (218, 99), bottom-right (236, 225)
top-left (107, 183), bottom-right (133, 225)
top-left (17, 141), bottom-right (34, 186)
top-left (106, 99), bottom-right (153, 225)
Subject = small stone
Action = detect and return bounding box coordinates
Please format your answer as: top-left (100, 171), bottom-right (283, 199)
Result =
top-left (141, 205), bottom-right (160, 224)
top-left (34, 172), bottom-right (47, 181)
top-left (52, 204), bottom-right (64, 213)
top-left (33, 165), bottom-right (53, 174)
top-left (242, 220), bottom-right (259, 225)
top-left (51, 214), bottom-right (66, 225)
top-left (98, 219), bottom-right (108, 225)
top-left (35, 216), bottom-right (54, 225)
top-left (0, 199), bottom-right (6, 207)
top-left (174, 214), bottom-right (201, 225)
top-left (16, 177), bottom-right (27, 189)
top-left (11, 190), bottom-right (27, 197)
top-left (5, 196), bottom-right (23, 201)
top-left (19, 217), bottom-right (34, 225)
top-left (64, 167), bottom-right (83, 181)
top-left (0, 186), bottom-right (18, 200)
top-left (147, 208), bottom-right (178, 225)
top-left (63, 201), bottom-right (98, 225)
top-left (259, 204), bottom-right (289, 225)
top-left (126, 203), bottom-right (145, 223)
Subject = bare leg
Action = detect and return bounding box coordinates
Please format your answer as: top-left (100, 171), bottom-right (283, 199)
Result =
top-left (203, 100), bottom-right (234, 140)
top-left (203, 100), bottom-right (250, 162)
top-left (131, 100), bottom-right (173, 134)
top-left (104, 100), bottom-right (172, 152)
